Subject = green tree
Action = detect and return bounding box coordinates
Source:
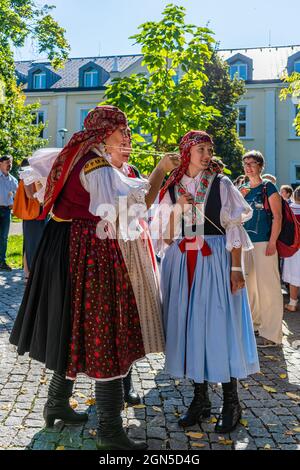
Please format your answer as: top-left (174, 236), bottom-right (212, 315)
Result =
top-left (280, 72), bottom-right (300, 136)
top-left (103, 3), bottom-right (220, 173)
top-left (0, 0), bottom-right (69, 165)
top-left (203, 51), bottom-right (245, 179)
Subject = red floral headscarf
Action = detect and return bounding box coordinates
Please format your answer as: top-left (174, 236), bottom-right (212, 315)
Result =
top-left (40, 105), bottom-right (129, 218)
top-left (159, 130), bottom-right (220, 202)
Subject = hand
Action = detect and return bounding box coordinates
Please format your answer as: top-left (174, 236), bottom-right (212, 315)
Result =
top-left (157, 153), bottom-right (181, 174)
top-left (230, 271), bottom-right (245, 294)
top-left (177, 192), bottom-right (194, 213)
top-left (265, 241), bottom-right (277, 256)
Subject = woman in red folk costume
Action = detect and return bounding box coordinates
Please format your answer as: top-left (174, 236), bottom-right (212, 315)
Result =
top-left (10, 105), bottom-right (180, 450)
top-left (152, 131), bottom-right (260, 433)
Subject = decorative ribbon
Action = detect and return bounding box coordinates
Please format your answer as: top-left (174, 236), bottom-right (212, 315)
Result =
top-left (178, 236), bottom-right (212, 294)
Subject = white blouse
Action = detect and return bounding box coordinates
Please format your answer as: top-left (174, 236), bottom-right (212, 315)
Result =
top-left (151, 174), bottom-right (253, 255)
top-left (79, 149), bottom-right (150, 241)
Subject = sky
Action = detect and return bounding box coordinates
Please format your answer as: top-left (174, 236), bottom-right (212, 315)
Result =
top-left (13, 0), bottom-right (300, 61)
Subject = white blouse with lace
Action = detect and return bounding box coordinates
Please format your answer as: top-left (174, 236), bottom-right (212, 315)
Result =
top-left (79, 148), bottom-right (150, 241)
top-left (151, 173), bottom-right (253, 255)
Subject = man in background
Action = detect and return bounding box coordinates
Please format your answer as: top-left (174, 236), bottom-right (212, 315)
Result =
top-left (0, 155), bottom-right (18, 271)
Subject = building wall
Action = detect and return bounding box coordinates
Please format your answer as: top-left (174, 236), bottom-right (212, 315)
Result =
top-left (24, 79), bottom-right (300, 187)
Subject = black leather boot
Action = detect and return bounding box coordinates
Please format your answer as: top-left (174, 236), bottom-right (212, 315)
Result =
top-left (123, 368), bottom-right (141, 406)
top-left (215, 378), bottom-right (242, 433)
top-left (178, 381), bottom-right (211, 428)
top-left (43, 372), bottom-right (88, 427)
top-left (95, 378), bottom-right (147, 450)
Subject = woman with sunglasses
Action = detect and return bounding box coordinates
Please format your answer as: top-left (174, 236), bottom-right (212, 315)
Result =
top-left (240, 151), bottom-right (283, 348)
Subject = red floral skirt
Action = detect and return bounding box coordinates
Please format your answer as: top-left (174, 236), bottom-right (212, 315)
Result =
top-left (66, 219), bottom-right (145, 380)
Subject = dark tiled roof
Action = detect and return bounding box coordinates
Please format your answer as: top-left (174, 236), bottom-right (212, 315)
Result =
top-left (15, 46), bottom-right (300, 90)
top-left (15, 55), bottom-right (143, 90)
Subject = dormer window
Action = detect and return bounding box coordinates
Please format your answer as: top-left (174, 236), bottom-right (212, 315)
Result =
top-left (230, 62), bottom-right (247, 81)
top-left (83, 69), bottom-right (99, 87)
top-left (227, 53), bottom-right (253, 81)
top-left (287, 51), bottom-right (300, 75)
top-left (33, 70), bottom-right (46, 89)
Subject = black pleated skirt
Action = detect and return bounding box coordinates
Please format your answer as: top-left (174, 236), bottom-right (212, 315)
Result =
top-left (10, 219), bottom-right (71, 375)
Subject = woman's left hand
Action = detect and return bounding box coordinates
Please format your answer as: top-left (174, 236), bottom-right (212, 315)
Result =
top-left (265, 241), bottom-right (277, 256)
top-left (231, 271), bottom-right (245, 294)
top-left (157, 153), bottom-right (181, 174)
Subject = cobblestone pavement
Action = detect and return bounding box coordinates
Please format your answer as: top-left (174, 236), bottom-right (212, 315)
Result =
top-left (1, 270), bottom-right (300, 451)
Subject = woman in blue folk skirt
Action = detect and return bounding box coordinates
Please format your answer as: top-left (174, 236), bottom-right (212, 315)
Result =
top-left (152, 131), bottom-right (260, 433)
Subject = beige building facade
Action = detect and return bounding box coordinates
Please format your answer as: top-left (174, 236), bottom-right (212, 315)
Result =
top-left (16, 46), bottom-right (300, 186)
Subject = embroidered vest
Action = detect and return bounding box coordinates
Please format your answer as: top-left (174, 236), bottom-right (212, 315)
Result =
top-left (168, 174), bottom-right (225, 236)
top-left (53, 151), bottom-right (100, 221)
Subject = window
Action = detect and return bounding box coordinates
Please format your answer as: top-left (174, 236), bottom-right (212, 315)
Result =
top-left (80, 109), bottom-right (90, 130)
top-left (294, 61), bottom-right (300, 74)
top-left (230, 63), bottom-right (247, 81)
top-left (33, 71), bottom-right (46, 89)
top-left (296, 165), bottom-right (300, 181)
top-left (172, 73), bottom-right (179, 85)
top-left (237, 106), bottom-right (247, 137)
top-left (32, 111), bottom-right (45, 138)
top-left (83, 69), bottom-right (99, 87)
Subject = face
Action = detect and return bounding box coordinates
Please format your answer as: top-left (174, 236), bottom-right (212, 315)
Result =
top-left (189, 142), bottom-right (213, 171)
top-left (0, 159), bottom-right (12, 174)
top-left (242, 158), bottom-right (262, 178)
top-left (280, 189), bottom-right (290, 200)
top-left (104, 126), bottom-right (131, 167)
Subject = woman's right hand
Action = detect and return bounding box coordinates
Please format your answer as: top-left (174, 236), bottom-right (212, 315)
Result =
top-left (177, 192), bottom-right (194, 213)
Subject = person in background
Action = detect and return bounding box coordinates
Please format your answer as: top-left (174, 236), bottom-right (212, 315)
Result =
top-left (0, 155), bottom-right (18, 271)
top-left (19, 159), bottom-right (48, 281)
top-left (241, 151), bottom-right (283, 348)
top-left (280, 185), bottom-right (293, 205)
top-left (262, 173), bottom-right (277, 185)
top-left (282, 186), bottom-right (300, 312)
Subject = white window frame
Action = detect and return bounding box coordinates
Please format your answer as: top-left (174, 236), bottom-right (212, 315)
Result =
top-left (230, 62), bottom-right (247, 81)
top-left (83, 69), bottom-right (99, 88)
top-left (33, 71), bottom-right (46, 90)
top-left (236, 101), bottom-right (253, 140)
top-left (32, 108), bottom-right (48, 139)
top-left (289, 100), bottom-right (300, 139)
top-left (289, 161), bottom-right (300, 184)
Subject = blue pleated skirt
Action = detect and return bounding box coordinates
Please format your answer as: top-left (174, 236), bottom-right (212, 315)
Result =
top-left (161, 235), bottom-right (260, 383)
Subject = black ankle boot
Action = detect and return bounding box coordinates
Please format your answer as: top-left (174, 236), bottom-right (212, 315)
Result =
top-left (178, 382), bottom-right (211, 428)
top-left (215, 378), bottom-right (242, 433)
top-left (95, 378), bottom-right (147, 450)
top-left (123, 368), bottom-right (141, 406)
top-left (43, 372), bottom-right (88, 427)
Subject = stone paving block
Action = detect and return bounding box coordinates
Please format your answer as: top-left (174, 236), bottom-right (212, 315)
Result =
top-left (128, 427), bottom-right (147, 440)
top-left (254, 437), bottom-right (277, 449)
top-left (1, 269), bottom-right (300, 451)
top-left (147, 427), bottom-right (167, 440)
top-left (147, 439), bottom-right (168, 450)
top-left (169, 439), bottom-right (189, 450)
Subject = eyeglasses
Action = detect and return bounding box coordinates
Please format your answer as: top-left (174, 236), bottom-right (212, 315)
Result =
top-left (242, 161), bottom-right (259, 168)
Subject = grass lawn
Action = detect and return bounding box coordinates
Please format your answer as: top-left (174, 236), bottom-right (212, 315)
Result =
top-left (7, 235), bottom-right (23, 269)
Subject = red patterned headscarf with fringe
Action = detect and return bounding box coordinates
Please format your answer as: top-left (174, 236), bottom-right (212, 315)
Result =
top-left (159, 130), bottom-right (220, 202)
top-left (39, 105), bottom-right (129, 219)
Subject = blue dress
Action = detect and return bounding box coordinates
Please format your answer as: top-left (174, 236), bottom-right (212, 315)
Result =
top-left (158, 174), bottom-right (260, 383)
